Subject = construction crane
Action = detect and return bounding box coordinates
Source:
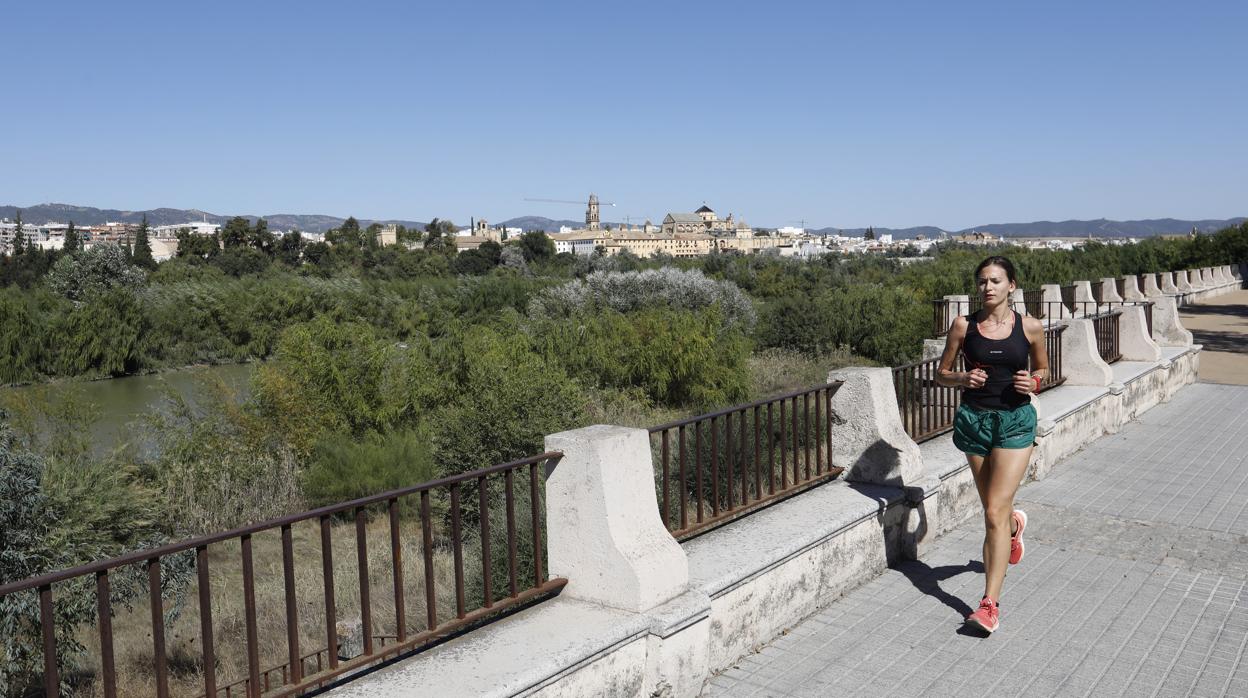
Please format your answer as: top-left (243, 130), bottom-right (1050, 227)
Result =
top-left (523, 197), bottom-right (617, 207)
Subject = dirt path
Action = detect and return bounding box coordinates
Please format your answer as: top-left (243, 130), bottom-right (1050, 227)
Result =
top-left (1179, 288), bottom-right (1248, 385)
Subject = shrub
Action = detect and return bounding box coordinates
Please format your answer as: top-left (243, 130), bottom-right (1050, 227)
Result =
top-left (302, 428), bottom-right (438, 507)
top-left (529, 267), bottom-right (757, 332)
top-left (44, 243), bottom-right (146, 302)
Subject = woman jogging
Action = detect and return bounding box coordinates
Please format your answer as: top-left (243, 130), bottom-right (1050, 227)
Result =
top-left (936, 256), bottom-right (1048, 634)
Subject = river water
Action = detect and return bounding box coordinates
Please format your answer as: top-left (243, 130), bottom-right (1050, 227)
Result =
top-left (0, 363), bottom-right (254, 456)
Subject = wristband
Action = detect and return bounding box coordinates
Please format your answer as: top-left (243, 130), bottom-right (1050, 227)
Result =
top-left (1032, 375), bottom-right (1042, 392)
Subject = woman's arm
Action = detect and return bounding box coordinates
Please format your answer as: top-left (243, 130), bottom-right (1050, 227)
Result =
top-left (1014, 316), bottom-right (1049, 394)
top-left (936, 316), bottom-right (983, 388)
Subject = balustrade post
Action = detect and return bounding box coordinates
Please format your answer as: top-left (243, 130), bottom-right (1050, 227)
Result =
top-left (1072, 280), bottom-right (1100, 317)
top-left (544, 425), bottom-right (689, 612)
top-left (1098, 277), bottom-right (1124, 303)
top-left (1159, 271), bottom-right (1179, 295)
top-left (1120, 275), bottom-right (1145, 301)
top-left (1118, 306), bottom-right (1161, 362)
top-left (1057, 319), bottom-right (1113, 386)
top-left (1040, 284), bottom-right (1072, 322)
top-left (1148, 295), bottom-right (1194, 348)
top-left (825, 367), bottom-right (934, 560)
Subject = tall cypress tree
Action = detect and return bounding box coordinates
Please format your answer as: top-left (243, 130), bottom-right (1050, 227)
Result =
top-left (63, 220), bottom-right (80, 253)
top-left (10, 210), bottom-right (24, 255)
top-left (133, 214), bottom-right (156, 269)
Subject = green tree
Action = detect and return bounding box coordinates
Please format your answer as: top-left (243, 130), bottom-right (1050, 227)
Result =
top-left (10, 210), bottom-right (24, 256)
top-left (175, 229), bottom-right (220, 261)
top-left (220, 216), bottom-right (251, 249)
top-left (517, 231), bottom-right (555, 262)
top-left (277, 230), bottom-right (304, 266)
top-left (62, 220), bottom-right (80, 254)
top-left (250, 217), bottom-right (275, 255)
top-left (132, 214), bottom-right (156, 270)
top-left (45, 243), bottom-right (147, 302)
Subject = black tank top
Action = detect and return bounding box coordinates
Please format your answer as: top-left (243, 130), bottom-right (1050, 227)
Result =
top-left (962, 310), bottom-right (1030, 410)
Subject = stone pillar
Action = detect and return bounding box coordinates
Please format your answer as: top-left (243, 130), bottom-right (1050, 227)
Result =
top-left (1058, 319), bottom-right (1113, 386)
top-left (1099, 277), bottom-right (1124, 304)
top-left (1160, 271), bottom-right (1179, 294)
top-left (1149, 295), bottom-right (1194, 348)
top-left (1143, 273), bottom-right (1164, 297)
top-left (1118, 305), bottom-right (1161, 362)
top-left (1072, 280), bottom-right (1100, 317)
top-left (1216, 266), bottom-right (1231, 283)
top-left (1041, 284), bottom-right (1072, 321)
top-left (1010, 288), bottom-right (1027, 316)
top-left (1121, 275), bottom-right (1145, 301)
top-left (1174, 270), bottom-right (1194, 293)
top-left (544, 425), bottom-right (689, 613)
top-left (825, 368), bottom-right (924, 488)
top-left (826, 367), bottom-right (935, 560)
top-left (943, 294), bottom-right (970, 331)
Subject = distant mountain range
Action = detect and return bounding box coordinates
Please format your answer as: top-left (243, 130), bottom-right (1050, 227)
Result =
top-left (1, 203), bottom-right (1242, 238)
top-left (811, 218), bottom-right (1246, 239)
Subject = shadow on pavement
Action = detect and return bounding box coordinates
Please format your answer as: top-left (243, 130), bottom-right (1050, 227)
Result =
top-left (1188, 329), bottom-right (1248, 354)
top-left (894, 557), bottom-right (984, 620)
top-left (1180, 303), bottom-right (1248, 319)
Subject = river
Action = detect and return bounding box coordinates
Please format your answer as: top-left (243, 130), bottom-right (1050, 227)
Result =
top-left (0, 363), bottom-right (254, 457)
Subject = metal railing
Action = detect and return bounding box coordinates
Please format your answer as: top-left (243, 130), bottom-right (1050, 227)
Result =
top-left (1090, 281), bottom-right (1105, 303)
top-left (1060, 284), bottom-right (1077, 313)
top-left (649, 382), bottom-right (845, 541)
top-left (1038, 325), bottom-right (1067, 392)
top-left (931, 297), bottom-right (984, 337)
top-left (891, 355), bottom-right (964, 443)
top-left (1022, 289), bottom-right (1045, 319)
top-left (0, 452), bottom-right (565, 698)
top-left (1090, 310), bottom-right (1122, 364)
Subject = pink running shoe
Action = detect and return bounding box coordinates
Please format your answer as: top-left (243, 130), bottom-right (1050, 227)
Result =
top-left (1009, 509), bottom-right (1028, 565)
top-left (966, 596), bottom-right (999, 633)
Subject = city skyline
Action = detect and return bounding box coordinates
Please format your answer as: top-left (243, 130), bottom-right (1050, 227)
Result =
top-left (3, 1), bottom-right (1246, 230)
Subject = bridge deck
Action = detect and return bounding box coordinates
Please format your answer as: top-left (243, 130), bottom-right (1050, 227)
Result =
top-left (708, 381), bottom-right (1248, 697)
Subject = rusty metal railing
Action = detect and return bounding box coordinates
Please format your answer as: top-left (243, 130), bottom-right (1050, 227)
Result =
top-left (649, 382), bottom-right (845, 541)
top-left (1060, 284), bottom-right (1077, 314)
top-left (1022, 289), bottom-right (1045, 319)
top-left (891, 355), bottom-right (964, 443)
top-left (0, 452), bottom-right (565, 698)
top-left (1038, 325), bottom-right (1067, 392)
top-left (1090, 310), bottom-right (1123, 364)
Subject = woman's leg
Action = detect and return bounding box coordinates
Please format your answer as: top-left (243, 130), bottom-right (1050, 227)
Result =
top-left (966, 453), bottom-right (989, 565)
top-left (979, 446), bottom-right (1032, 600)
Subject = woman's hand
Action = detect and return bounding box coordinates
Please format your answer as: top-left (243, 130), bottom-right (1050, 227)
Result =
top-left (1013, 369), bottom-right (1036, 394)
top-left (965, 368), bottom-right (988, 389)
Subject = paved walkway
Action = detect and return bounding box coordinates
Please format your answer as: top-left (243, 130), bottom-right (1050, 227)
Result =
top-left (707, 382), bottom-right (1248, 697)
top-left (1180, 289), bottom-right (1248, 385)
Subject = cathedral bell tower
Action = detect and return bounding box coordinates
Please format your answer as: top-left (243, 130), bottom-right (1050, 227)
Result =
top-left (586, 194), bottom-right (601, 231)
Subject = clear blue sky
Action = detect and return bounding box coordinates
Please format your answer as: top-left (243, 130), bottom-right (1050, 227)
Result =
top-left (3, 1), bottom-right (1245, 230)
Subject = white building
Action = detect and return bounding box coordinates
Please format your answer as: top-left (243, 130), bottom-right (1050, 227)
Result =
top-left (151, 221), bottom-right (220, 238)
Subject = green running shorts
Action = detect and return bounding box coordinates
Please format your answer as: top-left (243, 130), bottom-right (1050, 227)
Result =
top-left (952, 402), bottom-right (1037, 456)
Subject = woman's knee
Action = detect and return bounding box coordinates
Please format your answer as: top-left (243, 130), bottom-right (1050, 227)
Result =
top-left (982, 500), bottom-right (1013, 529)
